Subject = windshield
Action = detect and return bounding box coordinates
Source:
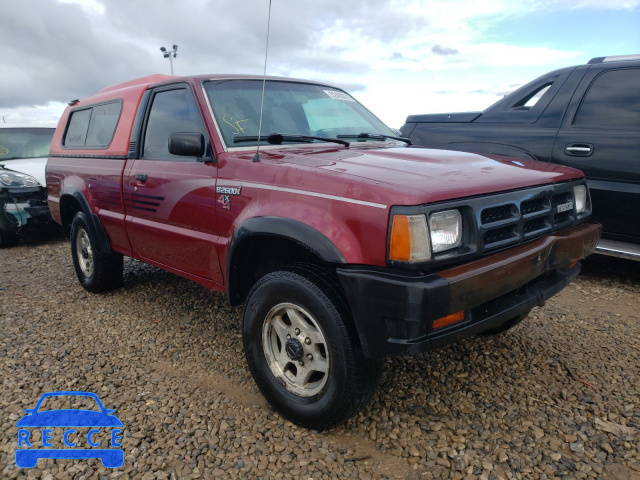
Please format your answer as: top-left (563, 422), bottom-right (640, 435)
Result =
top-left (0, 128), bottom-right (55, 161)
top-left (203, 79), bottom-right (395, 147)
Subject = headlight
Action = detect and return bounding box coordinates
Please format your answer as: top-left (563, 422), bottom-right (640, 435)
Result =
top-left (573, 185), bottom-right (588, 214)
top-left (389, 214), bottom-right (431, 262)
top-left (429, 209), bottom-right (462, 253)
top-left (0, 171), bottom-right (41, 188)
top-left (389, 209), bottom-right (463, 263)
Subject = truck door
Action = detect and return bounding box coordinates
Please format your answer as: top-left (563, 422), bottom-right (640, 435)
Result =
top-left (123, 85), bottom-right (223, 285)
top-left (552, 66), bottom-right (640, 243)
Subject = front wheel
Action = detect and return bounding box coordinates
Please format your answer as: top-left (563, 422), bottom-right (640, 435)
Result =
top-left (243, 265), bottom-right (382, 430)
top-left (70, 212), bottom-right (123, 292)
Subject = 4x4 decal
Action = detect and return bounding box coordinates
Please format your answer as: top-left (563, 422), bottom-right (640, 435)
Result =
top-left (216, 186), bottom-right (241, 210)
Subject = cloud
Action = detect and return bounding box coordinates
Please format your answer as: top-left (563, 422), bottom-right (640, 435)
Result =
top-left (0, 103), bottom-right (66, 126)
top-left (431, 45), bottom-right (460, 56)
top-left (1, 0), bottom-right (637, 126)
top-left (0, 0), bottom-right (382, 110)
top-left (0, 0), bottom-right (151, 108)
top-left (547, 0), bottom-right (640, 8)
top-left (58, 0), bottom-right (105, 15)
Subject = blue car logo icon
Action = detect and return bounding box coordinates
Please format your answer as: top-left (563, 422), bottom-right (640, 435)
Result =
top-left (16, 391), bottom-right (124, 468)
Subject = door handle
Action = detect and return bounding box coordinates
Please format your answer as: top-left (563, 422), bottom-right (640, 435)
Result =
top-left (135, 174), bottom-right (148, 182)
top-left (565, 144), bottom-right (594, 156)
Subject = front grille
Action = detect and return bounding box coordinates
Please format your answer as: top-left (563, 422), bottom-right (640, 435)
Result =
top-left (521, 198), bottom-right (548, 216)
top-left (552, 192), bottom-right (571, 208)
top-left (479, 184), bottom-right (578, 250)
top-left (484, 225), bottom-right (517, 245)
top-left (481, 204), bottom-right (514, 224)
top-left (523, 217), bottom-right (550, 235)
top-left (554, 210), bottom-right (571, 223)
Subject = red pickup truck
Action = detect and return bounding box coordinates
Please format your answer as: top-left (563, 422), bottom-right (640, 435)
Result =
top-left (47, 74), bottom-right (600, 429)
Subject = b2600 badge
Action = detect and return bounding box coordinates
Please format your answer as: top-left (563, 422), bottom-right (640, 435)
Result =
top-left (556, 201), bottom-right (573, 213)
top-left (216, 186), bottom-right (242, 196)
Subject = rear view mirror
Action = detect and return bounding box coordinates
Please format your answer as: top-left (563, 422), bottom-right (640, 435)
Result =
top-left (168, 132), bottom-right (205, 157)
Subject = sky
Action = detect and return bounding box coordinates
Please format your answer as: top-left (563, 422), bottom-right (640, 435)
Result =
top-left (1, 0), bottom-right (639, 128)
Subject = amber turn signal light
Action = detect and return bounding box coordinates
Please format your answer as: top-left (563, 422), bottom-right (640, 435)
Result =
top-left (389, 214), bottom-right (430, 262)
top-left (432, 311), bottom-right (465, 329)
top-left (389, 215), bottom-right (410, 261)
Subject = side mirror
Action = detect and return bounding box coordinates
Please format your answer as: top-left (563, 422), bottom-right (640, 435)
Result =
top-left (168, 132), bottom-right (205, 157)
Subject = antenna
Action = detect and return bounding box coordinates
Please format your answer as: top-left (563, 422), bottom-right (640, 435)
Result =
top-left (253, 0), bottom-right (272, 163)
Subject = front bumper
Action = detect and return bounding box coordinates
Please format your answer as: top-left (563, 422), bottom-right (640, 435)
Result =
top-left (337, 222), bottom-right (601, 359)
top-left (0, 186), bottom-right (51, 234)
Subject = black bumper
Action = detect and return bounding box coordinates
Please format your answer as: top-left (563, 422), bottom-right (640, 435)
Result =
top-left (337, 222), bottom-right (601, 359)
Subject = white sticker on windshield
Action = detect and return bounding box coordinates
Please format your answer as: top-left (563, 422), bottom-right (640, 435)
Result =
top-left (324, 90), bottom-right (355, 102)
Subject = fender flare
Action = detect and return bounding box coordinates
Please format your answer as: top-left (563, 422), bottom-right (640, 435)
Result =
top-left (226, 216), bottom-right (347, 304)
top-left (59, 186), bottom-right (112, 255)
top-left (228, 216), bottom-right (346, 266)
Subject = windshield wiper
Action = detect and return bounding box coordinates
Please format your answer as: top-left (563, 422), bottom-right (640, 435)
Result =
top-left (234, 133), bottom-right (350, 147)
top-left (337, 132), bottom-right (412, 145)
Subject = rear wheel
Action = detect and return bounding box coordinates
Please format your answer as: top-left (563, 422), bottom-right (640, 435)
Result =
top-left (243, 265), bottom-right (382, 430)
top-left (70, 212), bottom-right (123, 292)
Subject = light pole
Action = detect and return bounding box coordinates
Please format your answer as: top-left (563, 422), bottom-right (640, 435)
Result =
top-left (159, 44), bottom-right (178, 75)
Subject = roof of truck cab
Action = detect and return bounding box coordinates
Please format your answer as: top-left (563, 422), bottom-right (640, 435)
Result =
top-left (72, 74), bottom-right (176, 106)
top-left (101, 73), bottom-right (337, 92)
top-left (96, 74), bottom-right (176, 95)
top-left (74, 73), bottom-right (338, 107)
top-left (186, 74), bottom-right (338, 87)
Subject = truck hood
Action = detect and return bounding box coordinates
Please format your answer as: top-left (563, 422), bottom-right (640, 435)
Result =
top-left (0, 157), bottom-right (47, 186)
top-left (270, 145), bottom-right (583, 205)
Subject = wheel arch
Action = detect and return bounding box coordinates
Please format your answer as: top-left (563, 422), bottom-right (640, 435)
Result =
top-left (226, 217), bottom-right (346, 306)
top-left (59, 186), bottom-right (112, 254)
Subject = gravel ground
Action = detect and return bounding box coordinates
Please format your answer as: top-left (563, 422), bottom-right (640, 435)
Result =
top-left (1, 228), bottom-right (639, 480)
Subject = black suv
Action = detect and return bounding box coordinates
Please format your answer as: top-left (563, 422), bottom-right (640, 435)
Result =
top-left (401, 54), bottom-right (640, 260)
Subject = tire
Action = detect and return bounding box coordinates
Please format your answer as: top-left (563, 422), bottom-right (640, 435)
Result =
top-left (243, 265), bottom-right (382, 430)
top-left (70, 212), bottom-right (123, 292)
top-left (480, 310), bottom-right (531, 336)
top-left (0, 227), bottom-right (18, 248)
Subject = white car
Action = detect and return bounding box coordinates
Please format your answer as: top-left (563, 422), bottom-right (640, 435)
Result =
top-left (0, 124), bottom-right (56, 247)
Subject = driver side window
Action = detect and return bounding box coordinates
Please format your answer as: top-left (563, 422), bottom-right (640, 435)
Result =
top-left (143, 88), bottom-right (205, 160)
